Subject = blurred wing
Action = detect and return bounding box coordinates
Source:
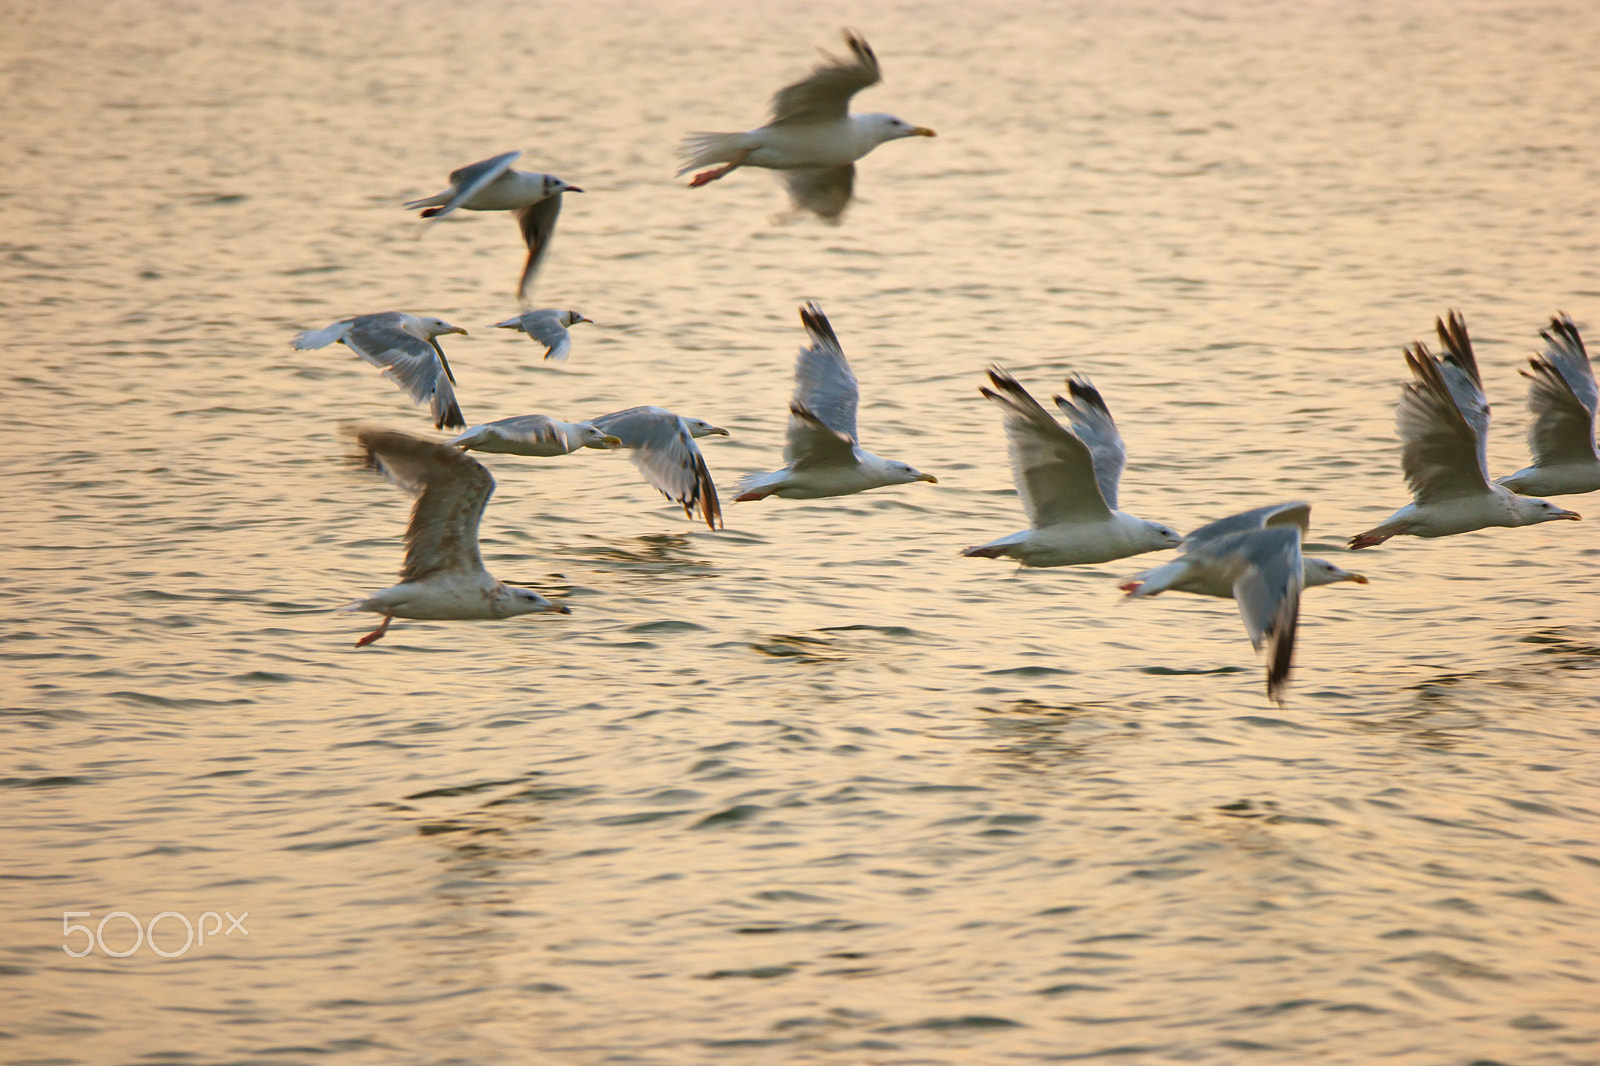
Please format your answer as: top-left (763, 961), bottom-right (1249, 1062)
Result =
top-left (1433, 311), bottom-right (1491, 477)
top-left (469, 415), bottom-right (565, 450)
top-left (1221, 526), bottom-right (1303, 705)
top-left (792, 303), bottom-right (860, 440)
top-left (1052, 374), bottom-right (1127, 510)
top-left (769, 31), bottom-right (882, 125)
top-left (780, 166), bottom-right (854, 221)
top-left (422, 150), bottom-right (520, 221)
top-left (1185, 502), bottom-right (1311, 546)
top-left (514, 193), bottom-right (564, 302)
top-left (1524, 314), bottom-right (1599, 467)
top-left (785, 403), bottom-right (858, 469)
top-left (982, 367), bottom-right (1111, 527)
top-left (1398, 345), bottom-right (1491, 503)
top-left (353, 428), bottom-right (493, 582)
top-left (593, 408), bottom-right (722, 530)
top-left (341, 317), bottom-right (463, 430)
top-left (515, 310), bottom-right (572, 361)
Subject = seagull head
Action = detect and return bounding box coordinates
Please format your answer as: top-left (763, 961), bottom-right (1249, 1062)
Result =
top-left (884, 459), bottom-right (937, 485)
top-left (1305, 558), bottom-right (1368, 588)
top-left (1145, 523), bottom-right (1185, 550)
top-left (561, 310), bottom-right (593, 327)
top-left (682, 417), bottom-right (730, 438)
top-left (508, 587), bottom-right (571, 616)
top-left (861, 113), bottom-right (937, 144)
top-left (576, 421), bottom-right (623, 450)
top-left (415, 316), bottom-right (468, 339)
top-left (1516, 497), bottom-right (1582, 525)
top-left (545, 174), bottom-right (583, 195)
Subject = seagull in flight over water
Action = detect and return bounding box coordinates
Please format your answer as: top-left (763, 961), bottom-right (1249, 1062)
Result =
top-left (292, 312), bottom-right (468, 429)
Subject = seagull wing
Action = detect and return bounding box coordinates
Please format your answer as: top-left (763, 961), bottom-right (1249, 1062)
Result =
top-left (591, 407), bottom-right (723, 529)
top-left (1052, 374), bottom-right (1127, 510)
top-left (1217, 526), bottom-right (1304, 705)
top-left (1398, 343), bottom-right (1492, 504)
top-left (459, 415), bottom-right (566, 451)
top-left (982, 367), bottom-right (1112, 527)
top-left (340, 315), bottom-right (463, 430)
top-left (514, 193), bottom-right (564, 302)
top-left (1523, 313), bottom-right (1600, 467)
top-left (769, 31), bottom-right (882, 126)
top-left (780, 166), bottom-right (854, 221)
top-left (1433, 311), bottom-right (1491, 479)
top-left (410, 150), bottom-right (520, 222)
top-left (353, 428), bottom-right (493, 583)
top-left (791, 303), bottom-right (860, 440)
top-left (514, 310), bottom-right (572, 361)
top-left (785, 403), bottom-right (858, 469)
top-left (1185, 502), bottom-right (1311, 545)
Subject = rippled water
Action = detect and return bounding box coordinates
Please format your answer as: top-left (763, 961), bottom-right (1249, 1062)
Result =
top-left (4, 0), bottom-right (1599, 1062)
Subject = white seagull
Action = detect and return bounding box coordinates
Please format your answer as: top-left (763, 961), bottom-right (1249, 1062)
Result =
top-left (491, 309), bottom-right (593, 362)
top-left (1121, 502), bottom-right (1367, 596)
top-left (734, 303), bottom-right (936, 501)
top-left (405, 151), bottom-right (582, 302)
top-left (961, 367), bottom-right (1182, 566)
top-left (293, 312), bottom-right (467, 429)
top-left (591, 407), bottom-right (730, 530)
top-left (1122, 509), bottom-right (1309, 706)
top-left (449, 414), bottom-right (621, 456)
top-left (1495, 313), bottom-right (1600, 497)
top-left (342, 427), bottom-right (570, 647)
top-left (1350, 311), bottom-right (1580, 548)
top-left (678, 30), bottom-right (935, 221)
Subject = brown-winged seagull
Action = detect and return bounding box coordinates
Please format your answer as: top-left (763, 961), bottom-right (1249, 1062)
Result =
top-left (678, 31), bottom-right (935, 221)
top-left (342, 427), bottom-right (570, 647)
top-left (405, 151), bottom-right (581, 302)
top-left (293, 312), bottom-right (467, 429)
top-left (1350, 311), bottom-right (1580, 548)
top-left (1495, 313), bottom-right (1600, 497)
top-left (590, 407), bottom-right (729, 530)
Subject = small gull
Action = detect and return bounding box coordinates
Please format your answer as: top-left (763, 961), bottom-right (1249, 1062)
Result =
top-left (1350, 311), bottom-right (1580, 548)
top-left (678, 30), bottom-right (935, 221)
top-left (734, 302), bottom-right (936, 500)
top-left (1120, 502), bottom-right (1367, 596)
top-left (341, 427), bottom-right (570, 647)
top-left (405, 151), bottom-right (582, 302)
top-left (591, 407), bottom-right (730, 530)
top-left (492, 309), bottom-right (592, 362)
top-left (961, 367), bottom-right (1182, 566)
top-left (1494, 313), bottom-right (1600, 497)
top-left (1123, 504), bottom-right (1320, 705)
top-left (450, 414), bottom-right (621, 456)
top-left (293, 312), bottom-right (467, 429)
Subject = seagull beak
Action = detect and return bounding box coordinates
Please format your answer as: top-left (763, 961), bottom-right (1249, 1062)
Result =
top-left (545, 602), bottom-right (572, 615)
top-left (578, 315), bottom-right (594, 325)
top-left (710, 426), bottom-right (731, 436)
top-left (918, 473), bottom-right (939, 484)
top-left (1557, 509), bottom-right (1581, 520)
top-left (563, 184), bottom-right (585, 193)
top-left (445, 326), bottom-right (469, 336)
top-left (602, 434), bottom-right (623, 448)
top-left (910, 126), bottom-right (937, 137)
top-left (1344, 573), bottom-right (1369, 584)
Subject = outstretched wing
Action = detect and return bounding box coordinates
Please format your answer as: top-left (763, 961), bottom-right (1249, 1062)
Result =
top-left (769, 31), bottom-right (882, 126)
top-left (512, 309), bottom-right (573, 360)
top-left (591, 407), bottom-right (723, 530)
top-left (981, 367), bottom-right (1111, 528)
top-left (785, 403), bottom-right (858, 469)
top-left (1397, 343), bottom-right (1491, 504)
top-left (791, 302), bottom-right (860, 440)
top-left (780, 166), bottom-right (854, 221)
top-left (1219, 526), bottom-right (1304, 706)
top-left (352, 427), bottom-right (493, 583)
top-left (1433, 310), bottom-right (1491, 479)
top-left (1185, 502), bottom-right (1311, 546)
top-left (1523, 313), bottom-right (1599, 468)
top-left (340, 316), bottom-right (463, 430)
top-left (514, 194), bottom-right (564, 302)
top-left (1052, 374), bottom-right (1127, 510)
top-left (411, 150), bottom-right (520, 221)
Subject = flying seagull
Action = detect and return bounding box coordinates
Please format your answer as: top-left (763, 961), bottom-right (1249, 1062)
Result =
top-left (1495, 313), bottom-right (1600, 497)
top-left (341, 427), bottom-right (570, 647)
top-left (1120, 502), bottom-right (1367, 596)
top-left (405, 150), bottom-right (582, 302)
top-left (1350, 311), bottom-right (1580, 548)
top-left (678, 31), bottom-right (935, 221)
top-left (962, 367), bottom-right (1182, 566)
top-left (450, 414), bottom-right (621, 456)
top-left (590, 406), bottom-right (729, 530)
top-left (491, 308), bottom-right (593, 362)
top-left (735, 302), bottom-right (936, 500)
top-left (293, 312), bottom-right (467, 429)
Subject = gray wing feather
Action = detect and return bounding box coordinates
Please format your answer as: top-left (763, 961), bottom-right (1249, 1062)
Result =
top-left (785, 403), bottom-right (858, 469)
top-left (1398, 343), bottom-right (1491, 503)
top-left (982, 367), bottom-right (1112, 527)
top-left (1524, 314), bottom-right (1599, 467)
top-left (780, 166), bottom-right (855, 221)
top-left (1433, 311), bottom-right (1491, 480)
top-left (514, 310), bottom-right (572, 361)
top-left (515, 193), bottom-right (564, 302)
top-left (340, 316), bottom-right (463, 430)
top-left (591, 407), bottom-right (722, 529)
top-left (1185, 502), bottom-right (1311, 545)
top-left (769, 31), bottom-right (881, 126)
top-left (353, 428), bottom-right (493, 583)
top-left (792, 303), bottom-right (860, 440)
top-left (1052, 375), bottom-right (1127, 510)
top-left (414, 151), bottom-right (520, 220)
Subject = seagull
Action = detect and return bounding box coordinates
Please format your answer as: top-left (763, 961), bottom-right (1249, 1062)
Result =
top-left (492, 309), bottom-right (592, 362)
top-left (292, 312), bottom-right (467, 429)
top-left (961, 367), bottom-right (1182, 566)
top-left (1494, 313), bottom-right (1600, 497)
top-left (341, 427), bottom-right (570, 647)
top-left (1120, 502), bottom-right (1367, 596)
top-left (590, 407), bottom-right (729, 530)
top-left (678, 30), bottom-right (935, 221)
top-left (1350, 311), bottom-right (1580, 548)
top-left (449, 414), bottom-right (621, 456)
top-left (734, 302), bottom-right (936, 501)
top-left (1123, 511), bottom-right (1308, 705)
top-left (404, 151), bottom-right (582, 302)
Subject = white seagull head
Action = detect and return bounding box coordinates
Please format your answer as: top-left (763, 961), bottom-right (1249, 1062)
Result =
top-left (858, 113), bottom-right (936, 144)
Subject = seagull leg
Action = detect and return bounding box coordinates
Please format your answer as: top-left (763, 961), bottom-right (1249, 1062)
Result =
top-left (355, 615), bottom-right (393, 647)
top-left (688, 151), bottom-right (751, 187)
top-left (1117, 580), bottom-right (1144, 594)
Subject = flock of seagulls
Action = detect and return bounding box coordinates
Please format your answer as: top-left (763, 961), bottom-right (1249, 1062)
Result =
top-left (298, 31), bottom-right (1596, 703)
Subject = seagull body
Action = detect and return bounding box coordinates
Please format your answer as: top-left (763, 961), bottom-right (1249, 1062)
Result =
top-left (292, 312), bottom-right (467, 429)
top-left (343, 428), bottom-right (569, 647)
top-left (1121, 502), bottom-right (1367, 597)
top-left (735, 303), bottom-right (936, 501)
top-left (492, 309), bottom-right (592, 361)
top-left (678, 31), bottom-right (934, 221)
top-left (591, 406), bottom-right (729, 529)
top-left (1495, 313), bottom-right (1600, 497)
top-left (961, 368), bottom-right (1181, 566)
top-left (1350, 312), bottom-right (1580, 548)
top-left (449, 414), bottom-right (620, 457)
top-left (405, 151), bottom-right (582, 302)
